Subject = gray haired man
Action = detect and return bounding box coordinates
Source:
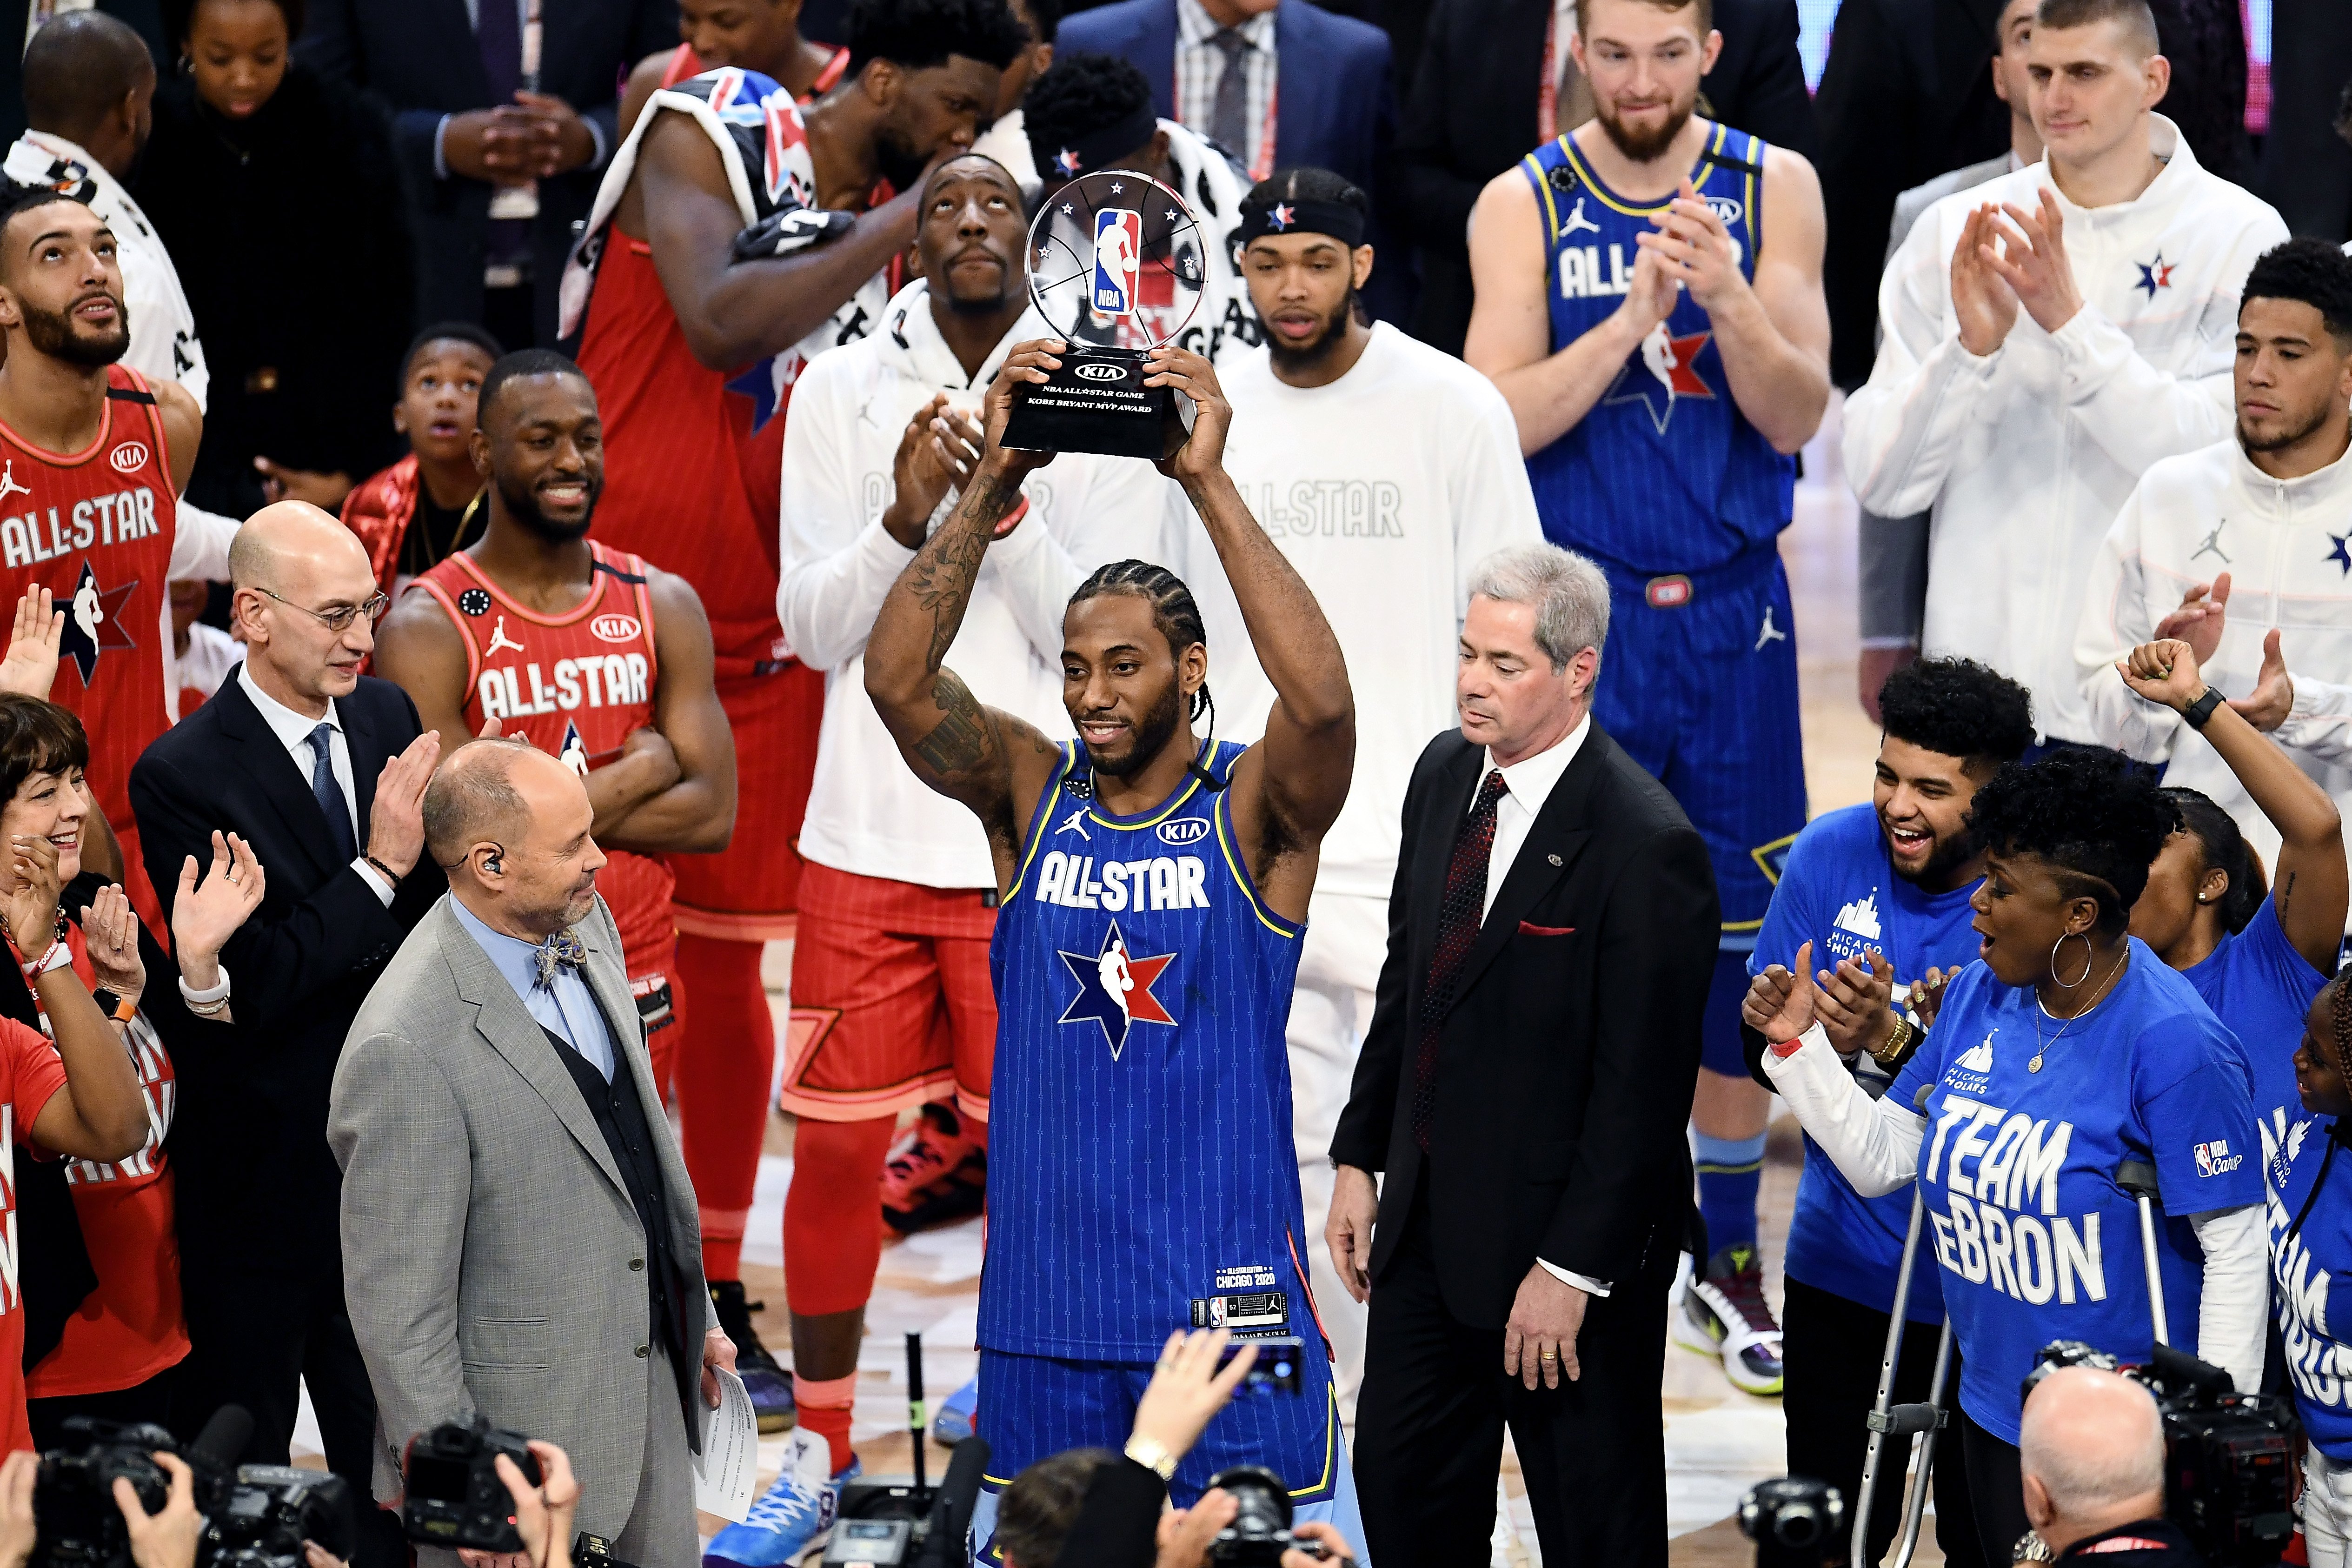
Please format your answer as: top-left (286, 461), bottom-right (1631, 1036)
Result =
top-left (328, 740), bottom-right (735, 1568)
top-left (2020, 1368), bottom-right (2196, 1565)
top-left (1328, 541), bottom-right (1721, 1567)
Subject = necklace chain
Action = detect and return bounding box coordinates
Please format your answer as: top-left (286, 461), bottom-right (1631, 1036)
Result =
top-left (2028, 945), bottom-right (2128, 1073)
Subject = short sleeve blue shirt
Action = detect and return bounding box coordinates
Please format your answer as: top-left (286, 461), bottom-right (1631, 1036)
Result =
top-left (2267, 1113), bottom-right (2352, 1460)
top-left (1751, 805), bottom-right (1981, 1323)
top-left (1888, 942), bottom-right (2262, 1444)
top-left (2183, 894), bottom-right (2332, 1138)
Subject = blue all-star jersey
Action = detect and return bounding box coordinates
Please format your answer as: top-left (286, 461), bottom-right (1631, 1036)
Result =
top-left (979, 740), bottom-right (1316, 1361)
top-left (2183, 895), bottom-right (2333, 1137)
top-left (2265, 1108), bottom-right (2352, 1460)
top-left (1752, 805), bottom-right (1982, 1324)
top-left (1517, 122), bottom-right (1796, 577)
top-left (1888, 944), bottom-right (2261, 1443)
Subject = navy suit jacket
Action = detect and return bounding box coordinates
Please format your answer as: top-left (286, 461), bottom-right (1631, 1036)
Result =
top-left (297, 0), bottom-right (678, 345)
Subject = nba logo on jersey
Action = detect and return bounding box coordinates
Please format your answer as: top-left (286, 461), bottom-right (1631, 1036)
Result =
top-left (558, 720), bottom-right (591, 778)
top-left (1092, 208), bottom-right (1142, 315)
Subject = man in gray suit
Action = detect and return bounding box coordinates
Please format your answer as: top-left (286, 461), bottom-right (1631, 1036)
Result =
top-left (329, 740), bottom-right (736, 1568)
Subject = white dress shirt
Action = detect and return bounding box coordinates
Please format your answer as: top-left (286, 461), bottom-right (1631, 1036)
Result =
top-left (1472, 711), bottom-right (1606, 1293)
top-left (1174, 0), bottom-right (1276, 179)
top-left (448, 895), bottom-right (614, 1079)
top-left (234, 664), bottom-right (394, 905)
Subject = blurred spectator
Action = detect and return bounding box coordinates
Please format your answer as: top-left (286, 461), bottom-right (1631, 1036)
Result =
top-left (1053, 0), bottom-right (1391, 198)
top-left (2253, 6), bottom-right (2352, 240)
top-left (131, 0), bottom-right (412, 523)
top-left (992, 1449), bottom-right (1115, 1568)
top-left (297, 0), bottom-right (677, 350)
top-left (2019, 1368), bottom-right (2199, 1565)
top-left (0, 1), bottom-right (166, 150)
top-left (1024, 51), bottom-right (1258, 361)
top-left (168, 580), bottom-right (239, 717)
top-left (2147, 0), bottom-right (2249, 183)
top-left (1856, 0), bottom-right (2040, 722)
top-left (618, 0), bottom-right (852, 138)
top-left (338, 324), bottom-right (501, 598)
top-left (1390, 0), bottom-right (1815, 356)
top-left (5, 12), bottom-right (207, 408)
top-left (969, 0), bottom-right (1058, 199)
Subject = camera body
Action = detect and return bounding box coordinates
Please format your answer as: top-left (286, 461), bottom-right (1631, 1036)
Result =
top-left (401, 1421), bottom-right (542, 1554)
top-left (1737, 1477), bottom-right (1845, 1568)
top-left (207, 1467), bottom-right (354, 1568)
top-left (1205, 1466), bottom-right (1296, 1566)
top-left (2024, 1341), bottom-right (2298, 1568)
top-left (33, 1421), bottom-right (183, 1568)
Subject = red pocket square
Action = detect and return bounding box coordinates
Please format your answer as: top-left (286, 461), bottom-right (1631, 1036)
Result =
top-left (1518, 921), bottom-right (1575, 937)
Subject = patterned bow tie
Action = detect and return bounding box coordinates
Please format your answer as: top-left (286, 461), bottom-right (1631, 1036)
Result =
top-left (533, 930), bottom-right (586, 987)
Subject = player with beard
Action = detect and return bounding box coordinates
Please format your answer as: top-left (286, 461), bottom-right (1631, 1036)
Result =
top-left (862, 340), bottom-right (1367, 1562)
top-left (1173, 166), bottom-right (1540, 1414)
top-left (561, 0), bottom-right (1026, 1398)
top-left (0, 188), bottom-right (207, 934)
top-left (372, 350), bottom-right (740, 1310)
top-left (758, 153), bottom-right (1168, 1510)
top-left (2079, 240), bottom-right (2352, 920)
top-left (1739, 656), bottom-right (2034, 1568)
top-left (1462, 0), bottom-right (1831, 1393)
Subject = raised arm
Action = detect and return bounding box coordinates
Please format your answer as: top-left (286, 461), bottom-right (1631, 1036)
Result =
top-left (638, 113), bottom-right (921, 372)
top-left (1143, 347), bottom-right (1354, 916)
top-left (863, 344), bottom-right (1069, 887)
top-left (1466, 170), bottom-right (1682, 455)
top-left (9, 837), bottom-right (146, 1161)
top-left (2118, 637), bottom-right (2346, 973)
top-left (591, 571), bottom-right (739, 854)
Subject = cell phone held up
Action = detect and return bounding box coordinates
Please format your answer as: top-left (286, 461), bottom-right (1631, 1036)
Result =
top-left (1216, 1336), bottom-right (1308, 1397)
top-left (401, 1420), bottom-right (542, 1554)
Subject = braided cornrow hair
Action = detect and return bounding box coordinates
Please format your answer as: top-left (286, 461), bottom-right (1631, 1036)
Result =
top-left (1066, 559), bottom-right (1222, 792)
top-left (2332, 972), bottom-right (2352, 1090)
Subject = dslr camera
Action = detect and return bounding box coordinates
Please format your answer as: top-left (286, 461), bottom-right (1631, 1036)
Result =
top-left (1202, 1466), bottom-right (1335, 1565)
top-left (402, 1420), bottom-right (542, 1554)
top-left (1737, 1477), bottom-right (1845, 1568)
top-left (33, 1412), bottom-right (352, 1568)
top-left (2024, 1340), bottom-right (2299, 1567)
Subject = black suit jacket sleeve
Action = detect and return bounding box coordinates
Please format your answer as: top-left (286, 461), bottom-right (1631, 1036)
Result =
top-left (1715, 0), bottom-right (1819, 159)
top-left (1329, 801), bottom-right (1420, 1173)
top-left (1385, 0), bottom-right (1491, 272)
top-left (1051, 1458), bottom-right (1167, 1568)
top-left (129, 740), bottom-right (418, 1042)
top-left (1541, 822), bottom-right (1716, 1281)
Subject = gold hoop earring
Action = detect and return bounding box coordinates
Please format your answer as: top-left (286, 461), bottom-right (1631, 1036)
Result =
top-left (2050, 930), bottom-right (2094, 989)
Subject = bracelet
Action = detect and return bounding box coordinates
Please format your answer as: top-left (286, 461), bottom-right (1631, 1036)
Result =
top-left (1123, 1435), bottom-right (1178, 1482)
top-left (2182, 687), bottom-right (2224, 730)
top-left (179, 965), bottom-right (232, 1012)
top-left (20, 936), bottom-right (67, 982)
top-left (990, 497), bottom-right (1030, 539)
top-left (364, 854), bottom-right (400, 884)
top-left (1868, 1015), bottom-right (1922, 1070)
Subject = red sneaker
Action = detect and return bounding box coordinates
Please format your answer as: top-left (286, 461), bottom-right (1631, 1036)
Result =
top-left (880, 1103), bottom-right (986, 1234)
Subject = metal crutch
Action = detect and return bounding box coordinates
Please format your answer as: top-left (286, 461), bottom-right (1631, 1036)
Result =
top-left (2116, 1159), bottom-right (2171, 1347)
top-left (1852, 1094), bottom-right (1959, 1568)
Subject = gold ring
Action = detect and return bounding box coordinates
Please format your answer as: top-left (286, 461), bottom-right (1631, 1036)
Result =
top-left (1539, 1349), bottom-right (1558, 1362)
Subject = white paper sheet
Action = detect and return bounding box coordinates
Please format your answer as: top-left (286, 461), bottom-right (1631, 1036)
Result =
top-left (692, 1367), bottom-right (759, 1522)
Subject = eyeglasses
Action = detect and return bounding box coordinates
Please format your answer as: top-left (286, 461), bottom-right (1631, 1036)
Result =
top-left (256, 586), bottom-right (391, 634)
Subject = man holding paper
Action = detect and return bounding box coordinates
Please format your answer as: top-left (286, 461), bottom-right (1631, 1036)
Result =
top-left (329, 738), bottom-right (744, 1568)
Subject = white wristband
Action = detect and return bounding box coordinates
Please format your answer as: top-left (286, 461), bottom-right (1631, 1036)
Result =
top-left (178, 966), bottom-right (232, 1006)
top-left (21, 937), bottom-right (68, 980)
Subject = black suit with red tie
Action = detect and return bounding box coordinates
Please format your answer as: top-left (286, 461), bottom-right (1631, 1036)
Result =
top-left (1331, 719), bottom-right (1717, 1568)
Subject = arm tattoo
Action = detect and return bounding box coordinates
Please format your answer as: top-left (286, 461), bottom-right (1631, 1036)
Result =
top-left (905, 470), bottom-right (1026, 673)
top-left (913, 670), bottom-right (999, 778)
top-left (2281, 870), bottom-right (2298, 922)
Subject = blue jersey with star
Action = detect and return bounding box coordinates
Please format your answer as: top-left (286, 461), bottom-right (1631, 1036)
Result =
top-left (1517, 124), bottom-right (1795, 577)
top-left (980, 739), bottom-right (1313, 1360)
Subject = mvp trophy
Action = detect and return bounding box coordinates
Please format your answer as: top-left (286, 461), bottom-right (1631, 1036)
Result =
top-left (1003, 168), bottom-right (1207, 460)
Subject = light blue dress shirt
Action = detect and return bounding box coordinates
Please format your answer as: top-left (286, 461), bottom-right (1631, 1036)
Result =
top-left (449, 897), bottom-right (614, 1080)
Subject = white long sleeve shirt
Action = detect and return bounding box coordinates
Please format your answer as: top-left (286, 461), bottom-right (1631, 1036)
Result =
top-left (1179, 325), bottom-right (1544, 899)
top-left (776, 279), bottom-right (1173, 889)
top-left (2075, 435), bottom-right (2352, 888)
top-left (1843, 115), bottom-right (2288, 745)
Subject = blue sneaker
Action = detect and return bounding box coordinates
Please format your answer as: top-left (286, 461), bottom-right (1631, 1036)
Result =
top-left (931, 1376), bottom-right (977, 1446)
top-left (703, 1429), bottom-right (857, 1568)
top-left (708, 1282), bottom-right (796, 1432)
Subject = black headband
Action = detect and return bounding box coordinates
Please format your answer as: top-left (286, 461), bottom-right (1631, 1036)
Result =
top-left (1234, 196), bottom-right (1365, 250)
top-left (1029, 104), bottom-right (1160, 184)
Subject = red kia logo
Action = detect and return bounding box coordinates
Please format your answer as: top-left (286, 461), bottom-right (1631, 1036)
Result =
top-left (589, 614), bottom-right (641, 643)
top-left (109, 442), bottom-right (147, 474)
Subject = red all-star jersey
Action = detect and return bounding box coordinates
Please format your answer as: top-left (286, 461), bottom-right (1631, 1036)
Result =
top-left (409, 545), bottom-right (678, 997)
top-left (0, 368), bottom-right (174, 930)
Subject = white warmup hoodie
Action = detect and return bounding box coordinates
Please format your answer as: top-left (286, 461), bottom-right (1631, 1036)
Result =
top-left (1843, 115), bottom-right (2288, 744)
top-left (2075, 435), bottom-right (2352, 889)
top-left (775, 278), bottom-right (1173, 890)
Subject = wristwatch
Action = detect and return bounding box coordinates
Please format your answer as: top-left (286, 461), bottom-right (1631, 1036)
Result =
top-left (1869, 1015), bottom-right (1922, 1070)
top-left (2182, 686), bottom-right (2224, 730)
top-left (89, 988), bottom-right (138, 1024)
top-left (1123, 1436), bottom-right (1179, 1481)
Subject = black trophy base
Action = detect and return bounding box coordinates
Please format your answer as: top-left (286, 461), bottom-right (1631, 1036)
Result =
top-left (1002, 345), bottom-right (1194, 460)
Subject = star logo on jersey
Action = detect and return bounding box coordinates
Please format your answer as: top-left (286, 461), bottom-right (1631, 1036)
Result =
top-left (2134, 252), bottom-right (2178, 298)
top-left (557, 720), bottom-right (591, 778)
top-left (1056, 919), bottom-right (1176, 1059)
top-left (58, 560), bottom-right (136, 687)
top-left (2331, 534), bottom-right (2352, 577)
top-left (1601, 323), bottom-right (1714, 434)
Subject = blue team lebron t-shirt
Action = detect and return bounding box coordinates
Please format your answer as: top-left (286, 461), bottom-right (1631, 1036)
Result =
top-left (1889, 942), bottom-right (2261, 1444)
top-left (2183, 894), bottom-right (2332, 1138)
top-left (1752, 805), bottom-right (1981, 1324)
top-left (2266, 1110), bottom-right (2352, 1460)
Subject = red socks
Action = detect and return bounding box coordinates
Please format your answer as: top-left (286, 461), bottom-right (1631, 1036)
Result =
top-left (782, 1116), bottom-right (896, 1316)
top-left (792, 1373), bottom-right (858, 1475)
top-left (671, 933), bottom-right (774, 1281)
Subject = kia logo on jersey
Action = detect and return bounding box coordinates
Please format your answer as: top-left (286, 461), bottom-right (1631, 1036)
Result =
top-left (590, 613), bottom-right (642, 644)
top-left (109, 442), bottom-right (147, 474)
top-left (1092, 208), bottom-right (1142, 316)
top-left (1156, 817), bottom-right (1209, 845)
